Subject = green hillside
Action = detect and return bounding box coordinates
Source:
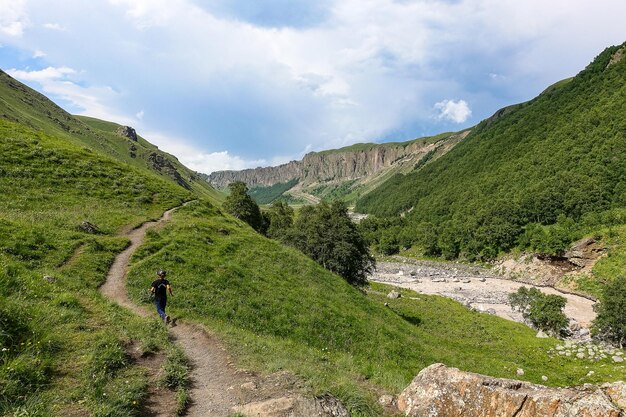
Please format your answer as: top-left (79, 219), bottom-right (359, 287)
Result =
top-left (0, 70), bottom-right (221, 202)
top-left (356, 43), bottom-right (626, 268)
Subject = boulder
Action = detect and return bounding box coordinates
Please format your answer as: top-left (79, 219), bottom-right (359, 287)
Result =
top-left (603, 381), bottom-right (626, 410)
top-left (387, 290), bottom-right (401, 299)
top-left (397, 363), bottom-right (622, 417)
top-left (536, 330), bottom-right (549, 338)
top-left (116, 125), bottom-right (138, 141)
top-left (234, 394), bottom-right (348, 417)
top-left (77, 221), bottom-right (100, 234)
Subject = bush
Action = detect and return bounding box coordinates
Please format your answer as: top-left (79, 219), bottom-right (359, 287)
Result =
top-left (509, 286), bottom-right (568, 335)
top-left (592, 276), bottom-right (626, 347)
top-left (223, 182), bottom-right (265, 233)
top-left (286, 201), bottom-right (375, 286)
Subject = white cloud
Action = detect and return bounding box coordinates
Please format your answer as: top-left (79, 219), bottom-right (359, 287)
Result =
top-left (0, 0), bottom-right (28, 37)
top-left (3, 0), bottom-right (626, 168)
top-left (7, 66), bottom-right (75, 82)
top-left (43, 22), bottom-right (66, 31)
top-left (434, 99), bottom-right (472, 124)
top-left (7, 66), bottom-right (134, 125)
top-left (33, 49), bottom-right (46, 58)
top-left (143, 131), bottom-right (267, 174)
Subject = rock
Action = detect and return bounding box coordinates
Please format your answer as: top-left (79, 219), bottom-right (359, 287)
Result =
top-left (579, 328), bottom-right (590, 337)
top-left (116, 125), bottom-right (138, 141)
top-left (206, 134), bottom-right (468, 189)
top-left (612, 356), bottom-right (624, 363)
top-left (378, 394), bottom-right (395, 407)
top-left (564, 237), bottom-right (605, 268)
top-left (587, 371), bottom-right (595, 377)
top-left (397, 270), bottom-right (404, 276)
top-left (602, 381), bottom-right (626, 410)
top-left (486, 308), bottom-right (496, 315)
top-left (462, 279), bottom-right (471, 283)
top-left (479, 277), bottom-right (486, 282)
top-left (235, 395), bottom-right (348, 417)
top-left (43, 275), bottom-right (56, 283)
top-left (542, 375), bottom-right (548, 382)
top-left (397, 363), bottom-right (622, 417)
top-left (577, 352), bottom-right (586, 359)
top-left (77, 221), bottom-right (100, 234)
top-left (452, 278), bottom-right (460, 283)
top-left (536, 330), bottom-right (549, 338)
top-left (241, 381), bottom-right (257, 390)
top-left (570, 321), bottom-right (582, 332)
top-left (387, 290), bottom-right (401, 299)
top-left (516, 368), bottom-right (525, 376)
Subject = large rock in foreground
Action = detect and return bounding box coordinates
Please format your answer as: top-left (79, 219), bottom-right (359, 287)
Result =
top-left (398, 363), bottom-right (623, 417)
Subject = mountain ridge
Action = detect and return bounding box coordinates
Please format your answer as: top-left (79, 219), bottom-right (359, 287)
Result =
top-left (208, 130), bottom-right (468, 203)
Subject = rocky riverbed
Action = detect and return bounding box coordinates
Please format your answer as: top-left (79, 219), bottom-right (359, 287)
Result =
top-left (369, 257), bottom-right (596, 334)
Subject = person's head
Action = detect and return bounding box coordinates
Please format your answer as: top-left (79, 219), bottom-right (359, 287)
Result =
top-left (157, 269), bottom-right (167, 278)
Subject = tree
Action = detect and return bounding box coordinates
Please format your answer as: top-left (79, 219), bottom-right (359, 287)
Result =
top-left (592, 276), bottom-right (626, 347)
top-left (287, 201), bottom-right (375, 286)
top-left (223, 181), bottom-right (265, 233)
top-left (265, 200), bottom-right (294, 240)
top-left (509, 286), bottom-right (568, 335)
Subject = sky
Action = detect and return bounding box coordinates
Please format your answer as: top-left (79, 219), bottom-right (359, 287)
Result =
top-left (1, 1), bottom-right (625, 174)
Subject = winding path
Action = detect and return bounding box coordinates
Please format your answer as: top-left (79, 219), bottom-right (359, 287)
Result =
top-left (100, 204), bottom-right (249, 416)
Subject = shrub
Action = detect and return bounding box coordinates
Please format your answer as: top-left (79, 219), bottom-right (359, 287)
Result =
top-left (592, 276), bottom-right (626, 347)
top-left (509, 286), bottom-right (568, 335)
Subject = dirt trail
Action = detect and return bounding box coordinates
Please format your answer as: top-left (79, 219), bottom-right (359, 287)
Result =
top-left (100, 205), bottom-right (250, 417)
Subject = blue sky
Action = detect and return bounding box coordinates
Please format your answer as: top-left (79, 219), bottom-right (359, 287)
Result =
top-left (1, 0), bottom-right (626, 173)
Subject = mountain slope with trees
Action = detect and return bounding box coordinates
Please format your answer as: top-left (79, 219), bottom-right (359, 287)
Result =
top-left (356, 43), bottom-right (626, 264)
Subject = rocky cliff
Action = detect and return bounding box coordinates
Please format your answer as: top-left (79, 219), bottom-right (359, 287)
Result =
top-left (398, 363), bottom-right (625, 417)
top-left (207, 132), bottom-right (466, 190)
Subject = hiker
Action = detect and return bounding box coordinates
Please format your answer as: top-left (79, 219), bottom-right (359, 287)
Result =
top-left (150, 269), bottom-right (173, 324)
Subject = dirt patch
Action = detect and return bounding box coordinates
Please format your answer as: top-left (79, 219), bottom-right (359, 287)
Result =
top-left (126, 342), bottom-right (178, 417)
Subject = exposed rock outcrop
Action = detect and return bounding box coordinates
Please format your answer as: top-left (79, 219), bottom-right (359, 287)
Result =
top-left (398, 363), bottom-right (623, 417)
top-left (116, 125), bottom-right (138, 141)
top-left (207, 132), bottom-right (468, 189)
top-left (148, 152), bottom-right (191, 190)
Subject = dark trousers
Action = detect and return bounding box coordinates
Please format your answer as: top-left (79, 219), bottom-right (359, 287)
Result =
top-left (155, 297), bottom-right (167, 320)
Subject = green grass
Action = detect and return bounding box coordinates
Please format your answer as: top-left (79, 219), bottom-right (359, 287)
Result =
top-left (0, 69), bottom-right (221, 203)
top-left (249, 178), bottom-right (299, 204)
top-left (0, 119), bottom-right (192, 416)
top-left (126, 200), bottom-right (625, 415)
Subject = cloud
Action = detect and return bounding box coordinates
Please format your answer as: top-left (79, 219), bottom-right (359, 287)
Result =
top-left (43, 22), bottom-right (66, 31)
top-left (3, 0), bottom-right (626, 168)
top-left (143, 131), bottom-right (268, 174)
top-left (7, 66), bottom-right (75, 82)
top-left (6, 66), bottom-right (134, 125)
top-left (434, 99), bottom-right (472, 123)
top-left (0, 0), bottom-right (28, 37)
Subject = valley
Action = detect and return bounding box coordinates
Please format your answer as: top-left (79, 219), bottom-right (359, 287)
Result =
top-left (1, 39), bottom-right (626, 417)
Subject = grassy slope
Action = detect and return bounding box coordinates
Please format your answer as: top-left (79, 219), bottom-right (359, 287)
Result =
top-left (0, 70), bottom-right (221, 202)
top-left (0, 119), bottom-right (192, 415)
top-left (355, 43), bottom-right (626, 263)
top-left (126, 200), bottom-right (624, 415)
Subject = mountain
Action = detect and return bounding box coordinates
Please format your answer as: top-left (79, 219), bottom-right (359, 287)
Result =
top-left (0, 69), bottom-right (222, 202)
top-left (354, 42), bottom-right (626, 289)
top-left (208, 130), bottom-right (469, 204)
